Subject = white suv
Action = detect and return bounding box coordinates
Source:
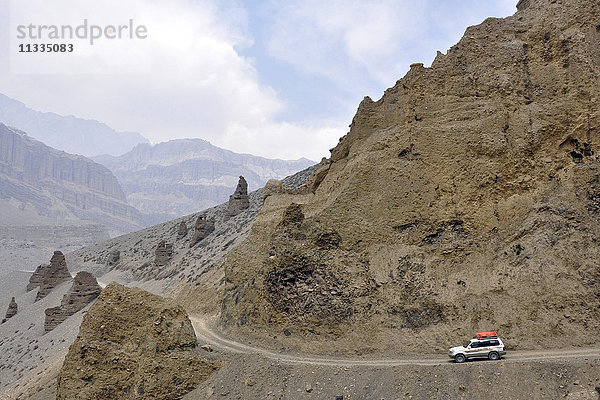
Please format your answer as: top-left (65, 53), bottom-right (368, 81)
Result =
top-left (448, 334), bottom-right (506, 363)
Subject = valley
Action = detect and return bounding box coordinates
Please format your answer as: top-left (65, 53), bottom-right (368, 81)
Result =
top-left (2, 0), bottom-right (600, 399)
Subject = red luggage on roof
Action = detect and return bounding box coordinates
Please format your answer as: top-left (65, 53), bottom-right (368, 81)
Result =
top-left (476, 332), bottom-right (498, 339)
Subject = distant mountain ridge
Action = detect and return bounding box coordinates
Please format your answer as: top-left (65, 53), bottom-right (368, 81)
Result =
top-left (94, 139), bottom-right (314, 224)
top-left (0, 93), bottom-right (149, 157)
top-left (0, 123), bottom-right (143, 234)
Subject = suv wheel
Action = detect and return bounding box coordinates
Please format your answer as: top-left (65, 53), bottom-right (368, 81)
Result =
top-left (488, 351), bottom-right (500, 361)
top-left (455, 354), bottom-right (466, 363)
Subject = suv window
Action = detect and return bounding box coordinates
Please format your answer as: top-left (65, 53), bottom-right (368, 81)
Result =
top-left (490, 340), bottom-right (500, 346)
top-left (470, 342), bottom-right (479, 348)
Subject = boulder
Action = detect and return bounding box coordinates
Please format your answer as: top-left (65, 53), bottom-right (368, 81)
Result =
top-left (35, 251), bottom-right (72, 301)
top-left (56, 283), bottom-right (220, 399)
top-left (44, 271), bottom-right (102, 332)
top-left (107, 250), bottom-right (120, 266)
top-left (225, 176), bottom-right (249, 217)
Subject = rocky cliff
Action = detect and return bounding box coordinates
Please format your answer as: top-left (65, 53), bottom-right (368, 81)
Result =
top-left (44, 271), bottom-right (101, 332)
top-left (0, 93), bottom-right (148, 157)
top-left (57, 283), bottom-right (219, 400)
top-left (93, 139), bottom-right (314, 224)
top-left (219, 0), bottom-right (600, 354)
top-left (35, 251), bottom-right (72, 301)
top-left (0, 123), bottom-right (144, 234)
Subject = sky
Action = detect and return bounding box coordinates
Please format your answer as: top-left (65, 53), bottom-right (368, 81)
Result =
top-left (0, 0), bottom-right (517, 161)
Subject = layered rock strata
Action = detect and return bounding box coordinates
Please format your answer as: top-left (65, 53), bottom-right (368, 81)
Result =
top-left (35, 251), bottom-right (71, 301)
top-left (0, 123), bottom-right (143, 233)
top-left (225, 176), bottom-right (249, 217)
top-left (44, 271), bottom-right (102, 332)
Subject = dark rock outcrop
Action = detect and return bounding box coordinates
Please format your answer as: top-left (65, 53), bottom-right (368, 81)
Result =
top-left (107, 250), bottom-right (120, 266)
top-left (44, 271), bottom-right (101, 332)
top-left (35, 251), bottom-right (72, 301)
top-left (56, 283), bottom-right (220, 399)
top-left (155, 241), bottom-right (173, 266)
top-left (2, 297), bottom-right (17, 323)
top-left (177, 221), bottom-right (188, 239)
top-left (26, 263), bottom-right (50, 292)
top-left (225, 176), bottom-right (249, 217)
top-left (190, 215), bottom-right (215, 247)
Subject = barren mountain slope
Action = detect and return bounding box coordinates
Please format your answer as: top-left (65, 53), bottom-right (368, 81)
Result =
top-left (220, 0), bottom-right (600, 354)
top-left (0, 167), bottom-right (315, 400)
top-left (0, 275), bottom-right (83, 396)
top-left (65, 167), bottom-right (316, 306)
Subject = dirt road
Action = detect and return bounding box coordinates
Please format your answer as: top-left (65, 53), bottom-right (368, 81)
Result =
top-left (190, 316), bottom-right (600, 367)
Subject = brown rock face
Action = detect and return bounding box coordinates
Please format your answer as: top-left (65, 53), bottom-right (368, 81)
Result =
top-left (2, 297), bottom-right (17, 323)
top-left (221, 0), bottom-right (600, 353)
top-left (35, 251), bottom-right (72, 301)
top-left (225, 176), bottom-right (249, 217)
top-left (177, 221), bottom-right (188, 239)
top-left (56, 283), bottom-right (219, 400)
top-left (154, 240), bottom-right (173, 266)
top-left (190, 214), bottom-right (215, 247)
top-left (26, 263), bottom-right (50, 292)
top-left (44, 271), bottom-right (102, 332)
top-left (516, 0), bottom-right (530, 11)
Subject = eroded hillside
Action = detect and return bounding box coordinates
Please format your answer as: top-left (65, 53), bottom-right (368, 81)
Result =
top-left (219, 0), bottom-right (600, 354)
top-left (65, 168), bottom-right (316, 310)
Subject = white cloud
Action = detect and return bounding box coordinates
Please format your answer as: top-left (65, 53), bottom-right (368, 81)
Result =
top-left (265, 0), bottom-right (429, 93)
top-left (222, 120), bottom-right (345, 161)
top-left (0, 0), bottom-right (516, 162)
top-left (265, 0), bottom-right (516, 99)
top-left (1, 0), bottom-right (309, 157)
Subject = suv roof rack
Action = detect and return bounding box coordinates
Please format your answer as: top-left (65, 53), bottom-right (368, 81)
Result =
top-left (475, 332), bottom-right (498, 339)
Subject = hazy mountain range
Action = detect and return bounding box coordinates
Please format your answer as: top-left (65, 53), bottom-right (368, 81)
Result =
top-left (0, 94), bottom-right (148, 157)
top-left (0, 93), bottom-right (314, 226)
top-left (93, 140), bottom-right (314, 224)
